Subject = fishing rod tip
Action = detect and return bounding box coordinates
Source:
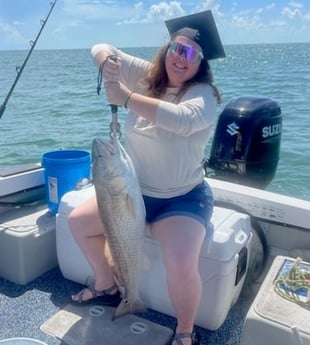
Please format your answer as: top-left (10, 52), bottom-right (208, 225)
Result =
top-left (0, 104), bottom-right (5, 119)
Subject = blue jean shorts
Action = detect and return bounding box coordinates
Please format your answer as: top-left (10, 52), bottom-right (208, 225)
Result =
top-left (143, 181), bottom-right (214, 228)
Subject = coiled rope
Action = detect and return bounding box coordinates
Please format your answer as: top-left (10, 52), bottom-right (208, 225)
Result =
top-left (274, 257), bottom-right (310, 309)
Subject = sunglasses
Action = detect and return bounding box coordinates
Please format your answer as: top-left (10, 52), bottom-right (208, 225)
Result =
top-left (168, 41), bottom-right (204, 64)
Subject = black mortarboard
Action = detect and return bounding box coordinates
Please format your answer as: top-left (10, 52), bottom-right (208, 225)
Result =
top-left (165, 10), bottom-right (226, 60)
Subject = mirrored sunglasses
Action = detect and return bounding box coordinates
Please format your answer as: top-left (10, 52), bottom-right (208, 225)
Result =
top-left (168, 41), bottom-right (204, 64)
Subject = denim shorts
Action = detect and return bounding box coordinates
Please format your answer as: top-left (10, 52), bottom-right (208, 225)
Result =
top-left (143, 181), bottom-right (214, 228)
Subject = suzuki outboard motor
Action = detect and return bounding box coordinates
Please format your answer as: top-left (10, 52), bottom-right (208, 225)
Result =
top-left (206, 96), bottom-right (282, 189)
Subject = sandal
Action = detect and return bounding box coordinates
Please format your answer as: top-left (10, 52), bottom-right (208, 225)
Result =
top-left (71, 283), bottom-right (121, 307)
top-left (173, 332), bottom-right (198, 345)
top-left (172, 332), bottom-right (200, 345)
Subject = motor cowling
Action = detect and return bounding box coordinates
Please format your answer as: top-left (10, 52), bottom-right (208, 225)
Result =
top-left (206, 95), bottom-right (282, 189)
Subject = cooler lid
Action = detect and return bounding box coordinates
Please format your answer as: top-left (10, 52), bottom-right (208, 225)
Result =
top-left (0, 206), bottom-right (55, 236)
top-left (203, 206), bottom-right (251, 261)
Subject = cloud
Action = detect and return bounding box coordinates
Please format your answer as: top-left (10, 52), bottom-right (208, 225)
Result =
top-left (195, 0), bottom-right (223, 17)
top-left (52, 0), bottom-right (134, 36)
top-left (266, 3), bottom-right (276, 11)
top-left (2, 0), bottom-right (309, 49)
top-left (120, 1), bottom-right (186, 24)
top-left (282, 1), bottom-right (303, 19)
top-left (119, 0), bottom-right (225, 25)
top-left (0, 21), bottom-right (24, 44)
top-left (147, 1), bottom-right (185, 21)
top-left (62, 0), bottom-right (124, 19)
top-left (231, 14), bottom-right (263, 29)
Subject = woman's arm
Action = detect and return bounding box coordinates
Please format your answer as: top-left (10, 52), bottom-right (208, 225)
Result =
top-left (104, 80), bottom-right (159, 123)
top-left (105, 81), bottom-right (217, 135)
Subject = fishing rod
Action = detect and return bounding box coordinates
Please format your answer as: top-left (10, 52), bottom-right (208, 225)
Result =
top-left (0, 0), bottom-right (57, 119)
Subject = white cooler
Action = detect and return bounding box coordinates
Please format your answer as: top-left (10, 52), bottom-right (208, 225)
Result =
top-left (240, 256), bottom-right (310, 345)
top-left (0, 205), bottom-right (57, 285)
top-left (56, 185), bottom-right (252, 330)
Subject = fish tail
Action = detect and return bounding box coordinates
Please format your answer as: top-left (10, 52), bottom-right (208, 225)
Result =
top-left (112, 298), bottom-right (146, 320)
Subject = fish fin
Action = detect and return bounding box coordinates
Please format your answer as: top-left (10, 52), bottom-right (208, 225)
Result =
top-left (112, 298), bottom-right (146, 320)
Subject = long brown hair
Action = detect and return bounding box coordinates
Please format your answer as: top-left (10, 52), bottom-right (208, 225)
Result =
top-left (142, 42), bottom-right (221, 104)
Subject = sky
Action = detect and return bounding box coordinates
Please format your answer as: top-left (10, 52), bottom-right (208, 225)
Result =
top-left (0, 0), bottom-right (309, 50)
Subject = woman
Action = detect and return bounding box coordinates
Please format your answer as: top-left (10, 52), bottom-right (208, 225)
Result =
top-left (69, 14), bottom-right (224, 345)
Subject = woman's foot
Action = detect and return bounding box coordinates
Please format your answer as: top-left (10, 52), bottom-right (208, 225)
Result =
top-left (71, 283), bottom-right (121, 306)
top-left (172, 331), bottom-right (201, 345)
top-left (172, 332), bottom-right (195, 345)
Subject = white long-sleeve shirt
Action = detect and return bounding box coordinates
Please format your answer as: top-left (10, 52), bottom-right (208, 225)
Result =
top-left (91, 44), bottom-right (217, 198)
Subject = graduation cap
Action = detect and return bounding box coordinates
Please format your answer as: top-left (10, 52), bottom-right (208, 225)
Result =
top-left (165, 10), bottom-right (225, 60)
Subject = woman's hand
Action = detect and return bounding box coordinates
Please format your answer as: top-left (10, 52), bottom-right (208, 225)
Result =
top-left (104, 80), bottom-right (131, 106)
top-left (101, 56), bottom-right (121, 81)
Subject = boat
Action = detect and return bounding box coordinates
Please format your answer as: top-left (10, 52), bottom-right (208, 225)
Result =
top-left (1, 94), bottom-right (310, 345)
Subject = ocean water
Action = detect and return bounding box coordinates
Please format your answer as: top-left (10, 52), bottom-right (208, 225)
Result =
top-left (0, 43), bottom-right (309, 201)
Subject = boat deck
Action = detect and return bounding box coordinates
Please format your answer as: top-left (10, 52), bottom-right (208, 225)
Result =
top-left (0, 264), bottom-right (256, 344)
top-left (1, 168), bottom-right (310, 344)
top-left (0, 198), bottom-right (262, 344)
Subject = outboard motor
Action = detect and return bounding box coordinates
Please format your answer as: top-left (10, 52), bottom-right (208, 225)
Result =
top-left (206, 95), bottom-right (282, 189)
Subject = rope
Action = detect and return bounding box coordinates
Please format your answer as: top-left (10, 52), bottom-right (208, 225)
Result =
top-left (96, 55), bottom-right (121, 139)
top-left (274, 257), bottom-right (310, 309)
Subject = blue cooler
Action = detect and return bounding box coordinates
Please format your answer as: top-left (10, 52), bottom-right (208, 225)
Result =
top-left (41, 149), bottom-right (90, 215)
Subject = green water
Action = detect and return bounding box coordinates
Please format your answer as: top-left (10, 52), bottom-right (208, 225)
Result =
top-left (0, 43), bottom-right (309, 200)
